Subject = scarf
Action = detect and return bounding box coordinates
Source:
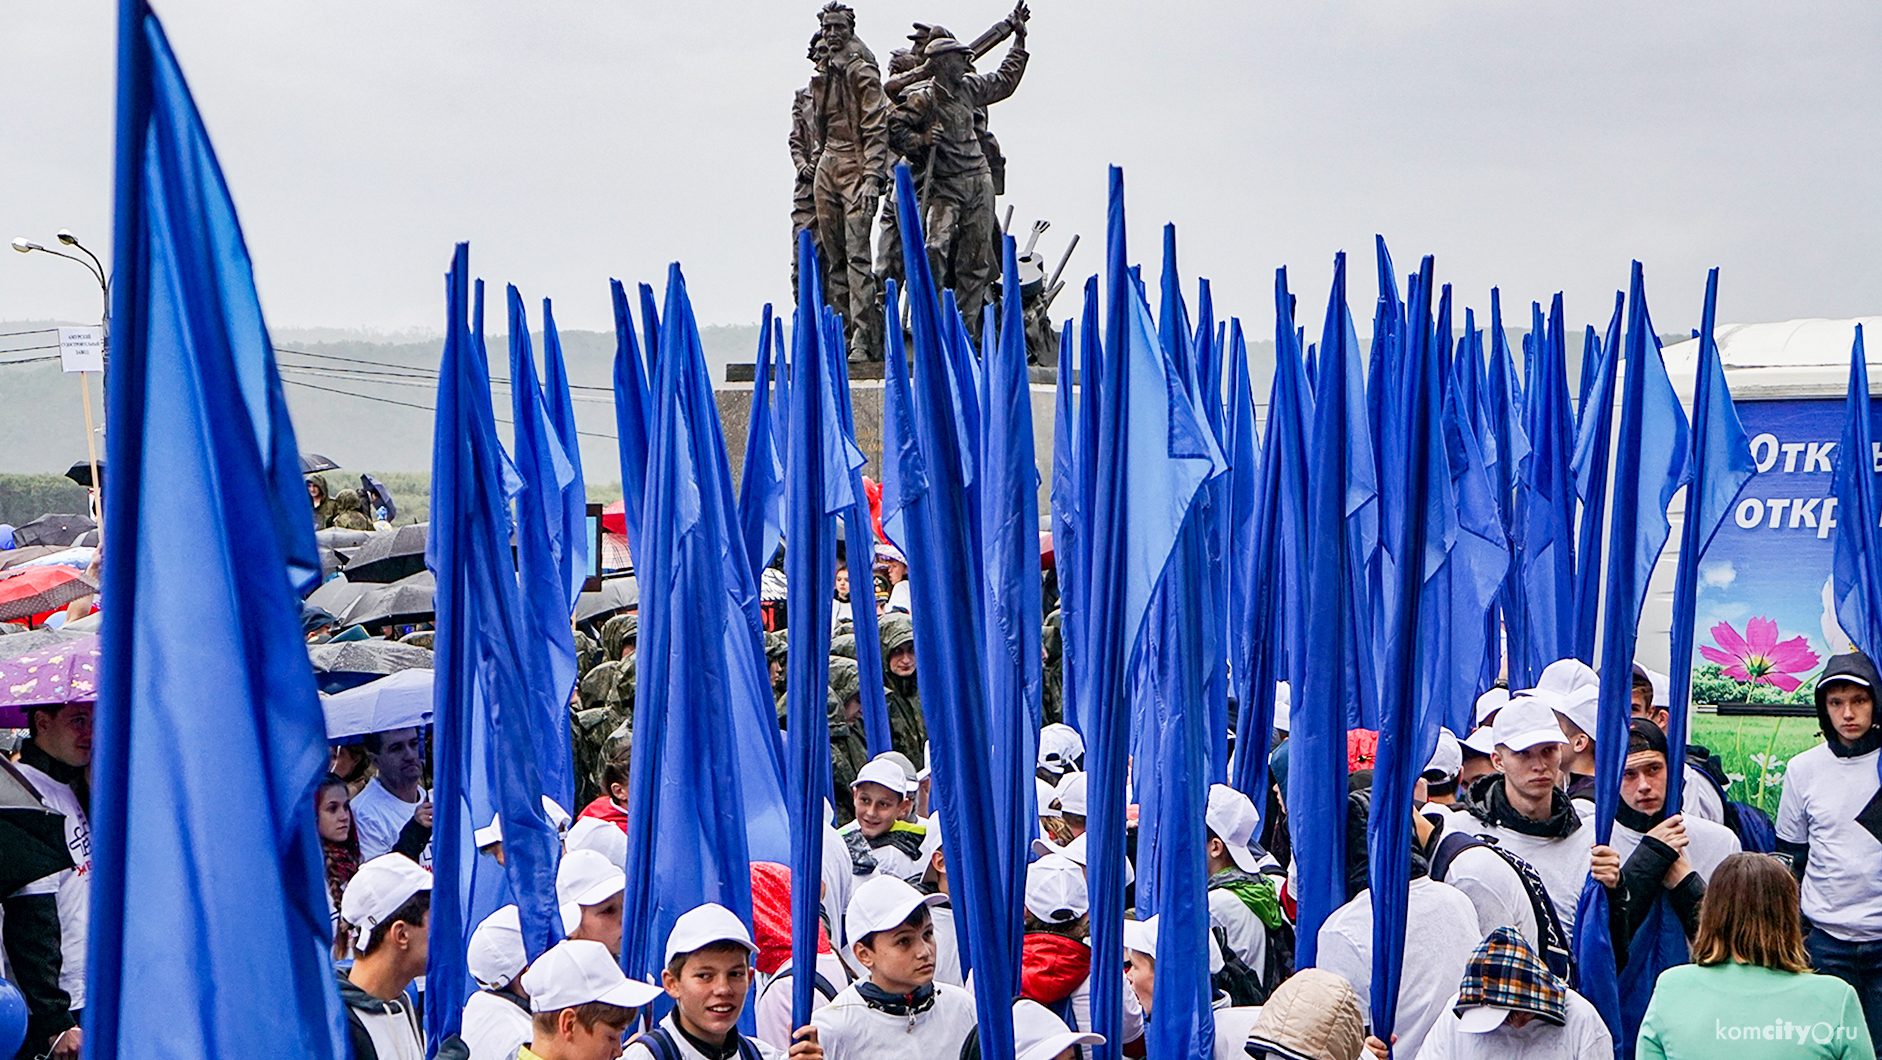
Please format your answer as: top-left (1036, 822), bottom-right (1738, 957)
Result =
top-left (325, 831), bottom-right (362, 910)
top-left (856, 980), bottom-right (936, 1016)
top-left (1466, 774), bottom-right (1581, 839)
top-left (19, 739), bottom-right (88, 815)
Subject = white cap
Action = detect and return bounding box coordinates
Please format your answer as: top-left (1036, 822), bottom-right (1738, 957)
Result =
top-left (1273, 682), bottom-right (1292, 734)
top-left (875, 751), bottom-right (921, 795)
top-left (521, 939), bottom-right (663, 1013)
top-left (1456, 1005), bottom-right (1513, 1033)
top-left (468, 905), bottom-right (527, 990)
top-left (1204, 783), bottom-right (1261, 873)
top-left (472, 796), bottom-right (574, 849)
top-left (917, 813), bottom-right (943, 870)
top-left (1024, 853), bottom-right (1089, 923)
top-left (1555, 685), bottom-right (1600, 742)
top-left (1030, 831), bottom-right (1134, 885)
top-left (1631, 662), bottom-right (1670, 708)
top-left (917, 741), bottom-right (933, 782)
top-left (1014, 998), bottom-right (1104, 1060)
top-left (845, 874), bottom-right (947, 946)
top-left (1055, 771), bottom-right (1088, 817)
top-left (1423, 728), bottom-right (1462, 782)
top-left (1037, 723), bottom-right (1084, 772)
top-left (566, 816), bottom-right (627, 868)
top-left (340, 853), bottom-right (432, 951)
top-left (1462, 725), bottom-right (1499, 756)
top-left (1534, 658), bottom-right (1599, 697)
top-left (852, 757), bottom-right (911, 797)
top-left (1492, 693), bottom-right (1570, 752)
top-left (474, 814), bottom-right (504, 850)
top-left (556, 848), bottom-right (625, 932)
top-left (1122, 916), bottom-right (1159, 959)
top-left (1035, 776), bottom-right (1058, 818)
top-left (1473, 687), bottom-right (1510, 726)
top-left (663, 902), bottom-right (757, 968)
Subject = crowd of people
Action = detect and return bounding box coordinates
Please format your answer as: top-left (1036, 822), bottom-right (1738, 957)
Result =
top-left (5, 539), bottom-right (1880, 1060)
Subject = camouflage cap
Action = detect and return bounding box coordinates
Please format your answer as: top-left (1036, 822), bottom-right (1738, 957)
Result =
top-left (879, 612), bottom-right (915, 655)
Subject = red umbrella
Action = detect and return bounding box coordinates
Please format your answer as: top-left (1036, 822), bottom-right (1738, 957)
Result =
top-left (601, 498), bottom-right (627, 534)
top-left (0, 567), bottom-right (98, 624)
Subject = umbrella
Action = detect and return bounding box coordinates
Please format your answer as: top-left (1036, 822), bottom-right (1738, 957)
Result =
top-left (64, 460), bottom-right (103, 489)
top-left (600, 530), bottom-right (632, 572)
top-left (321, 668), bottom-right (434, 740)
top-left (307, 638), bottom-right (434, 695)
top-left (13, 547), bottom-right (94, 573)
top-left (0, 634), bottom-right (99, 726)
top-left (601, 498), bottom-right (626, 534)
top-left (0, 764), bottom-right (74, 896)
top-left (301, 453), bottom-right (340, 474)
top-left (306, 574), bottom-right (373, 617)
top-left (0, 546), bottom-right (61, 571)
top-left (343, 523), bottom-right (429, 583)
top-left (315, 527), bottom-right (374, 579)
top-left (0, 627), bottom-right (87, 661)
top-left (0, 567), bottom-right (99, 623)
top-left (11, 514), bottom-right (96, 548)
top-left (337, 570), bottom-right (436, 627)
top-left (574, 575), bottom-right (638, 623)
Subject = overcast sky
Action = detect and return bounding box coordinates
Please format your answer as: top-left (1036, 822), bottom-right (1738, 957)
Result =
top-left (4, 0), bottom-right (1879, 341)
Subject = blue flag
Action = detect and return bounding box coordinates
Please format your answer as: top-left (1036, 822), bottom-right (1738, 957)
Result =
top-left (540, 298), bottom-right (590, 608)
top-left (1572, 263), bottom-right (1691, 1055)
top-left (1570, 295), bottom-right (1625, 663)
top-left (1834, 324), bottom-right (1882, 656)
top-left (1227, 318), bottom-right (1279, 797)
top-left (91, 8), bottom-right (345, 1054)
top-left (1065, 278), bottom-right (1106, 738)
top-left (509, 287), bottom-right (580, 812)
top-left (1517, 294), bottom-right (1578, 681)
top-left (823, 315), bottom-right (893, 759)
top-left (1051, 309), bottom-right (1083, 735)
top-left (611, 279), bottom-right (654, 568)
top-left (1487, 289), bottom-right (1531, 686)
top-left (736, 304), bottom-right (785, 581)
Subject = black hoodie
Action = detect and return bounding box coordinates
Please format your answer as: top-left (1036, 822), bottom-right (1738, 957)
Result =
top-left (1813, 652), bottom-right (1882, 758)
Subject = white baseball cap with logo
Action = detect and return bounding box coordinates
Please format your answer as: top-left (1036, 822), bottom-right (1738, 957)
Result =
top-left (1474, 687), bottom-right (1511, 727)
top-left (468, 905), bottom-right (527, 990)
top-left (1492, 692), bottom-right (1571, 752)
top-left (845, 874), bottom-right (947, 947)
top-left (1204, 783), bottom-right (1262, 873)
top-left (556, 848), bottom-right (625, 932)
top-left (1024, 853), bottom-right (1089, 923)
top-left (340, 853), bottom-right (432, 951)
top-left (521, 939), bottom-right (662, 1013)
top-left (851, 757), bottom-right (912, 798)
top-left (663, 902), bottom-right (758, 968)
top-left (1423, 727), bottom-right (1463, 783)
top-left (1014, 998), bottom-right (1104, 1060)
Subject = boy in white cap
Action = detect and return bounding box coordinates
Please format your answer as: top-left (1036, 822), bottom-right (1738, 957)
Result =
top-left (1011, 998), bottom-right (1104, 1060)
top-left (456, 905), bottom-right (534, 1060)
top-left (1054, 772), bottom-right (1088, 840)
top-left (1037, 723), bottom-right (1085, 784)
top-left (1630, 661), bottom-right (1728, 825)
top-left (1458, 692), bottom-right (1619, 935)
top-left (337, 853), bottom-right (434, 1060)
top-left (1421, 728), bottom-right (1465, 808)
top-left (520, 939), bottom-right (663, 1060)
top-left (557, 848), bottom-right (626, 955)
top-left (1204, 783), bottom-right (1278, 993)
top-left (622, 902), bottom-right (826, 1060)
top-left (836, 757), bottom-right (927, 881)
top-left (1019, 853), bottom-right (1144, 1053)
top-left (811, 875), bottom-right (977, 1059)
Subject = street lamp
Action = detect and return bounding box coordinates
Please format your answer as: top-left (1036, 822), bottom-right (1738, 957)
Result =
top-left (14, 231), bottom-right (110, 534)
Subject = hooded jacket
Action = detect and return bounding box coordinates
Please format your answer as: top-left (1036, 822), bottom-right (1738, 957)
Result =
top-left (336, 970), bottom-right (428, 1060)
top-left (1243, 968), bottom-right (1365, 1060)
top-left (828, 657), bottom-right (870, 825)
top-left (309, 474), bottom-right (341, 530)
top-left (878, 613), bottom-right (926, 767)
top-left (1815, 651), bottom-right (1882, 758)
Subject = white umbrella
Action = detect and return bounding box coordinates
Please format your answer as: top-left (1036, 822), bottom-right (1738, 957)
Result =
top-left (321, 668), bottom-right (434, 740)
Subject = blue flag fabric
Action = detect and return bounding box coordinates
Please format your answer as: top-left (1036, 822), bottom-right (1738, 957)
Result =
top-left (1572, 262), bottom-right (1691, 1056)
top-left (736, 304), bottom-right (785, 581)
top-left (1227, 319), bottom-right (1280, 797)
top-left (1518, 294), bottom-right (1579, 683)
top-left (1487, 290), bottom-right (1532, 686)
top-left (1065, 279), bottom-right (1107, 738)
top-left (1570, 295), bottom-right (1625, 664)
top-left (611, 279), bottom-right (654, 568)
top-left (1051, 311), bottom-right (1083, 734)
top-left (540, 299), bottom-right (590, 608)
top-left (890, 163), bottom-right (1019, 1060)
top-left (620, 265), bottom-right (790, 1007)
top-left (91, 9), bottom-right (346, 1054)
top-left (428, 252), bottom-right (565, 1047)
top-left (1834, 325), bottom-right (1882, 656)
top-left (823, 317), bottom-right (893, 758)
top-left (509, 287), bottom-right (580, 812)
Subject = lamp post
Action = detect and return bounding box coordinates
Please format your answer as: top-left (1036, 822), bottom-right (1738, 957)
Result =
top-left (14, 231), bottom-right (110, 534)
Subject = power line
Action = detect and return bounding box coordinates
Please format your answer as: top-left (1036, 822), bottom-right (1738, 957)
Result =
top-left (281, 377), bottom-right (618, 440)
top-left (0, 344), bottom-right (59, 355)
top-left (0, 354), bottom-right (60, 366)
top-left (0, 327), bottom-right (57, 338)
top-left (277, 361), bottom-right (617, 404)
top-left (276, 345), bottom-right (619, 393)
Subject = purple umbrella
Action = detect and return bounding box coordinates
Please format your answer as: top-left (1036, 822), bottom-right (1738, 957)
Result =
top-left (0, 633), bottom-right (98, 726)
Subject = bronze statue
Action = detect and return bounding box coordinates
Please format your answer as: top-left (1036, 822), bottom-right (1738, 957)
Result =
top-left (789, 31), bottom-right (827, 298)
top-left (808, 2), bottom-right (890, 359)
top-left (887, 17), bottom-right (1029, 333)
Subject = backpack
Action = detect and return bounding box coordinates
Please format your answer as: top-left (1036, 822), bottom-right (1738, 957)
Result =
top-left (632, 1025), bottom-right (767, 1060)
top-left (1205, 870), bottom-right (1295, 1005)
top-left (1726, 802), bottom-right (1777, 853)
top-left (1429, 829), bottom-right (1577, 986)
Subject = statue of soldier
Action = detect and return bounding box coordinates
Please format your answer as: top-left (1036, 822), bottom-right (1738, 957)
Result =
top-left (790, 30), bottom-right (827, 299)
top-left (887, 20), bottom-right (1029, 332)
top-left (810, 2), bottom-right (890, 359)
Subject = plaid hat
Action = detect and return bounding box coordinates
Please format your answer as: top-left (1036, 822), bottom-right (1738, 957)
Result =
top-left (1453, 926), bottom-right (1567, 1031)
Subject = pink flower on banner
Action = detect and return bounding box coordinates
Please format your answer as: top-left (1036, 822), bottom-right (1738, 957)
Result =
top-left (1699, 616), bottom-right (1820, 693)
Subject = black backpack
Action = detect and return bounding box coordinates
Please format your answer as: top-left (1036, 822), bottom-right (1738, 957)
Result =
top-left (1429, 829), bottom-right (1577, 986)
top-left (631, 1026), bottom-right (767, 1060)
top-left (1204, 870), bottom-right (1295, 1006)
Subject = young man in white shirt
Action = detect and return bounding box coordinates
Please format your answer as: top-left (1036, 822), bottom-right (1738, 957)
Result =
top-left (556, 849), bottom-right (626, 956)
top-left (12, 701), bottom-right (92, 1060)
top-left (350, 727), bottom-right (432, 863)
top-left (811, 875), bottom-right (976, 1060)
top-left (1777, 650), bottom-right (1882, 1052)
top-left (1458, 692), bottom-right (1620, 935)
top-left (337, 854), bottom-right (434, 1060)
top-left (1202, 784), bottom-right (1275, 990)
top-left (1630, 662), bottom-right (1727, 825)
top-left (1607, 718), bottom-right (1740, 949)
top-left (518, 939), bottom-right (662, 1060)
top-left (622, 902), bottom-right (825, 1060)
top-left (836, 758), bottom-right (927, 882)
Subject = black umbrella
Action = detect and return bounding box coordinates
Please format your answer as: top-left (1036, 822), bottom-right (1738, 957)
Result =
top-left (0, 765), bottom-right (74, 895)
top-left (314, 527), bottom-right (374, 579)
top-left (338, 570), bottom-right (436, 628)
top-left (575, 575), bottom-right (639, 623)
top-left (12, 514), bottom-right (96, 548)
top-left (305, 574), bottom-right (374, 618)
top-left (307, 639), bottom-right (434, 676)
top-left (301, 453), bottom-right (341, 474)
top-left (343, 523), bottom-right (429, 584)
top-left (64, 460), bottom-right (103, 488)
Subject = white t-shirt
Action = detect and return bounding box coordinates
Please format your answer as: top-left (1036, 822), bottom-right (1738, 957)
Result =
top-left (458, 990), bottom-right (531, 1060)
top-left (1776, 743), bottom-right (1882, 942)
top-left (1463, 799), bottom-right (1594, 936)
top-left (351, 777), bottom-right (428, 864)
top-left (887, 581), bottom-right (911, 615)
top-left (1413, 988), bottom-right (1612, 1060)
top-left (811, 981), bottom-right (977, 1060)
top-left (1424, 807), bottom-right (1541, 952)
top-left (622, 1012), bottom-right (783, 1060)
top-left (13, 759), bottom-right (91, 1011)
top-left (754, 958), bottom-right (844, 1052)
top-left (1681, 763), bottom-right (1726, 825)
top-left (930, 904), bottom-right (964, 988)
top-left (1316, 877), bottom-right (1482, 1060)
top-left (1611, 814), bottom-right (1741, 883)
